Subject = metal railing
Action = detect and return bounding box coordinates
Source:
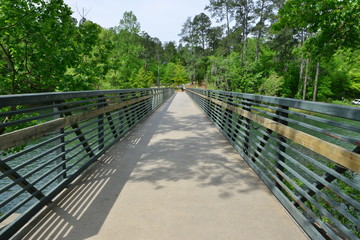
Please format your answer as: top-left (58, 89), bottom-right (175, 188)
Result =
top-left (187, 88), bottom-right (360, 240)
top-left (0, 88), bottom-right (174, 238)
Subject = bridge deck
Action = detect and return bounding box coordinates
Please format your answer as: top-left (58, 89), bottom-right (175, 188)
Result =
top-left (15, 92), bottom-right (308, 240)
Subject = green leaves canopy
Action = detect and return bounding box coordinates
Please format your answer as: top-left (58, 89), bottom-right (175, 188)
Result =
top-left (0, 0), bottom-right (78, 94)
top-left (275, 0), bottom-right (360, 58)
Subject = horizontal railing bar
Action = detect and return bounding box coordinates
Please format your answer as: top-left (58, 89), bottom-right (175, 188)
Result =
top-left (1, 134), bottom-right (63, 163)
top-left (0, 94), bottom-right (111, 119)
top-left (206, 93), bottom-right (360, 209)
top-left (253, 131), bottom-right (360, 215)
top-left (273, 171), bottom-right (341, 239)
top-left (277, 159), bottom-right (360, 225)
top-left (188, 90), bottom-right (360, 173)
top-left (205, 89), bottom-right (360, 121)
top-left (2, 96), bottom-right (156, 210)
top-left (254, 127), bottom-right (360, 192)
top-left (0, 142), bottom-right (64, 184)
top-left (0, 91), bottom-right (149, 130)
top-left (241, 100), bottom-right (360, 133)
top-left (230, 99), bottom-right (360, 147)
top-left (0, 149), bottom-right (65, 197)
top-left (0, 88), bottom-right (155, 107)
top-left (252, 104), bottom-right (358, 146)
top-left (0, 94), bottom-right (153, 151)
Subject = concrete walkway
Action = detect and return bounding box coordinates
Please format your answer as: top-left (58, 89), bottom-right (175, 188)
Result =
top-left (15, 92), bottom-right (308, 240)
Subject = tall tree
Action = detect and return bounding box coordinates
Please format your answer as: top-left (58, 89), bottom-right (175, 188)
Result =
top-left (179, 17), bottom-right (197, 82)
top-left (233, 0), bottom-right (255, 66)
top-left (205, 0), bottom-right (235, 36)
top-left (163, 41), bottom-right (178, 63)
top-left (65, 20), bottom-right (103, 91)
top-left (107, 11), bottom-right (144, 88)
top-left (117, 11), bottom-right (141, 34)
top-left (275, 0), bottom-right (360, 58)
top-left (0, 0), bottom-right (79, 94)
top-left (253, 0), bottom-right (276, 60)
top-left (192, 13), bottom-right (212, 53)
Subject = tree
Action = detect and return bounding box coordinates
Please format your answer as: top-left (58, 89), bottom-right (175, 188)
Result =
top-left (163, 41), bottom-right (178, 63)
top-left (259, 72), bottom-right (284, 96)
top-left (233, 0), bottom-right (255, 66)
top-left (132, 67), bottom-right (155, 88)
top-left (179, 17), bottom-right (195, 47)
top-left (192, 13), bottom-right (212, 53)
top-left (207, 26), bottom-right (223, 53)
top-left (163, 62), bottom-right (177, 86)
top-left (173, 63), bottom-right (188, 86)
top-left (65, 20), bottom-right (103, 91)
top-left (0, 0), bottom-right (79, 94)
top-left (117, 11), bottom-right (140, 34)
top-left (253, 0), bottom-right (277, 60)
top-left (106, 11), bottom-right (144, 88)
top-left (275, 0), bottom-right (360, 58)
top-left (205, 0), bottom-right (235, 36)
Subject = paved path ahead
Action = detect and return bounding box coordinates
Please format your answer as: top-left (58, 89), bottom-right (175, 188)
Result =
top-left (16, 92), bottom-right (308, 240)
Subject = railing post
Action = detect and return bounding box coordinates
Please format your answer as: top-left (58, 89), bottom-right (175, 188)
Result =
top-left (225, 93), bottom-right (234, 141)
top-left (151, 89), bottom-right (155, 111)
top-left (118, 92), bottom-right (126, 136)
top-left (98, 95), bottom-right (106, 151)
top-left (274, 105), bottom-right (289, 189)
top-left (243, 101), bottom-right (252, 156)
top-left (54, 101), bottom-right (66, 181)
top-left (206, 90), bottom-right (211, 117)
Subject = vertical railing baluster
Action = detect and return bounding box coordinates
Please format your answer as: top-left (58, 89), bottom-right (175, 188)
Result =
top-left (243, 100), bottom-right (252, 156)
top-left (225, 93), bottom-right (234, 141)
top-left (117, 92), bottom-right (125, 136)
top-left (54, 101), bottom-right (66, 181)
top-left (274, 105), bottom-right (289, 189)
top-left (98, 95), bottom-right (105, 151)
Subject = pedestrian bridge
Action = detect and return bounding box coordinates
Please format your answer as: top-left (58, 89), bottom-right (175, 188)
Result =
top-left (0, 88), bottom-right (359, 239)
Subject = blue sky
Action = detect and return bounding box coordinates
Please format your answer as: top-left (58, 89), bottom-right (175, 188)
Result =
top-left (63, 0), bottom-right (210, 43)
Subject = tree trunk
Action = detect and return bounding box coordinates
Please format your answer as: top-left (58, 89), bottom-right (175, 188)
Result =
top-left (255, 0), bottom-right (265, 61)
top-left (297, 57), bottom-right (305, 97)
top-left (313, 62), bottom-right (320, 101)
top-left (303, 58), bottom-right (310, 100)
top-left (225, 2), bottom-right (230, 36)
top-left (244, 3), bottom-right (249, 68)
top-left (0, 43), bottom-right (16, 94)
top-left (297, 29), bottom-right (306, 98)
top-left (255, 29), bottom-right (262, 61)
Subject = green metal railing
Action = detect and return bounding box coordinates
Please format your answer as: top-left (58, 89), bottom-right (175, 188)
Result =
top-left (0, 88), bottom-right (174, 238)
top-left (187, 88), bottom-right (359, 240)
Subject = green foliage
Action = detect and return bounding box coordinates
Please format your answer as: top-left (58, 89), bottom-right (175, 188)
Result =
top-left (162, 62), bottom-right (188, 86)
top-left (64, 20), bottom-right (103, 91)
top-left (173, 63), bottom-right (188, 86)
top-left (163, 62), bottom-right (177, 86)
top-left (259, 73), bottom-right (284, 96)
top-left (207, 52), bottom-right (263, 93)
top-left (0, 0), bottom-right (78, 94)
top-left (275, 0), bottom-right (360, 58)
top-left (132, 67), bottom-right (155, 88)
top-left (0, 106), bottom-right (39, 156)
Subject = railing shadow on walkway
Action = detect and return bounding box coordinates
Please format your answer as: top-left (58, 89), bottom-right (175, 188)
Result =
top-left (126, 102), bottom-right (265, 197)
top-left (14, 95), bottom-right (177, 240)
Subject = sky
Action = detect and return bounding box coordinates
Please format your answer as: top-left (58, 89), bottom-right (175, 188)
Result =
top-left (63, 0), bottom-right (210, 43)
